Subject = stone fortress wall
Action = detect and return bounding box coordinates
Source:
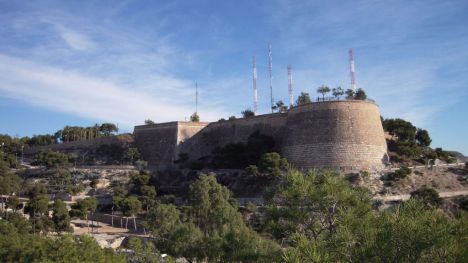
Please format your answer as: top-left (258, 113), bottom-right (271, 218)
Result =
top-left (133, 100), bottom-right (388, 171)
top-left (24, 135), bottom-right (133, 157)
top-left (282, 100), bottom-right (388, 170)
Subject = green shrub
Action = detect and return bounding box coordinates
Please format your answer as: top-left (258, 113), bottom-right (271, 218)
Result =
top-left (259, 152), bottom-right (288, 178)
top-left (245, 165), bottom-right (259, 176)
top-left (210, 131), bottom-right (275, 169)
top-left (410, 187), bottom-right (442, 208)
top-left (32, 150), bottom-right (71, 169)
top-left (360, 170), bottom-right (370, 178)
top-left (458, 197), bottom-right (468, 211)
top-left (388, 166), bottom-right (411, 180)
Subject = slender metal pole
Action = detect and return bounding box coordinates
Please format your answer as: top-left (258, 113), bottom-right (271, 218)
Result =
top-left (195, 81), bottom-right (198, 114)
top-left (268, 44), bottom-right (274, 112)
top-left (252, 56), bottom-right (258, 114)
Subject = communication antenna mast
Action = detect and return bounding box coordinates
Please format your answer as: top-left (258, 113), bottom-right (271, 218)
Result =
top-left (349, 49), bottom-right (356, 92)
top-left (195, 81), bottom-right (198, 114)
top-left (252, 56), bottom-right (258, 114)
top-left (287, 65), bottom-right (293, 107)
top-left (268, 44), bottom-right (274, 112)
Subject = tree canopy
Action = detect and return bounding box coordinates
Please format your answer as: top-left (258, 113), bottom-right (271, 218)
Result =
top-left (296, 92), bottom-right (311, 105)
top-left (266, 169), bottom-right (468, 262)
top-left (190, 112), bottom-right (200, 122)
top-left (317, 85), bottom-right (331, 99)
top-left (241, 109), bottom-right (255, 118)
top-left (416, 128), bottom-right (432, 147)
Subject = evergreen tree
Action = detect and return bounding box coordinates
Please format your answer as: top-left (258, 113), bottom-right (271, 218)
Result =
top-left (296, 92), bottom-right (311, 105)
top-left (332, 86), bottom-right (344, 99)
top-left (317, 85), bottom-right (331, 99)
top-left (52, 200), bottom-right (72, 233)
top-left (354, 88), bottom-right (367, 100)
top-left (416, 128), bottom-right (432, 147)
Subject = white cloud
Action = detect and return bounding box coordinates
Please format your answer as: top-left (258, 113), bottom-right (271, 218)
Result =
top-left (55, 25), bottom-right (95, 51)
top-left (0, 54), bottom-right (228, 128)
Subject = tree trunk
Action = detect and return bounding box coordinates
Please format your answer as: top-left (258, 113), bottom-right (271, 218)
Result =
top-left (86, 214), bottom-right (89, 233)
top-left (125, 217), bottom-right (128, 229)
top-left (133, 216), bottom-right (137, 230)
top-left (111, 206), bottom-right (114, 226)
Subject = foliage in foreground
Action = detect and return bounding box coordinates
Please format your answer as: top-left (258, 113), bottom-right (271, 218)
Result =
top-left (145, 173), bottom-right (281, 262)
top-left (264, 169), bottom-right (468, 263)
top-left (0, 219), bottom-right (125, 263)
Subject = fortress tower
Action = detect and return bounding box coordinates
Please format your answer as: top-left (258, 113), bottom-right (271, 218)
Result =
top-left (134, 100), bottom-right (388, 171)
top-left (282, 100), bottom-right (387, 170)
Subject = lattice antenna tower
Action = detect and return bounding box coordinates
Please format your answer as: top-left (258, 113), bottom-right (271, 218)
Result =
top-left (268, 44), bottom-right (274, 112)
top-left (349, 49), bottom-right (356, 92)
top-left (287, 65), bottom-right (293, 107)
top-left (252, 56), bottom-right (258, 114)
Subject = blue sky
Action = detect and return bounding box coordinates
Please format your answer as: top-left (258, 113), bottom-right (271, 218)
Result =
top-left (0, 0), bottom-right (467, 154)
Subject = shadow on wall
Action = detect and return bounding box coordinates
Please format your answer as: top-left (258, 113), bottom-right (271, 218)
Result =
top-left (175, 113), bottom-right (288, 167)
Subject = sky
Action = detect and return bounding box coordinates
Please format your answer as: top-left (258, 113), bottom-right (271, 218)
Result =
top-left (0, 0), bottom-right (467, 155)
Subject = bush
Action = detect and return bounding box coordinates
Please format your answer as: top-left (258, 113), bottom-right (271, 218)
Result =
top-left (395, 141), bottom-right (421, 158)
top-left (210, 131), bottom-right (275, 169)
top-left (388, 166), bottom-right (411, 180)
top-left (258, 152), bottom-right (288, 178)
top-left (32, 150), bottom-right (71, 169)
top-left (241, 109), bottom-right (255, 118)
top-left (360, 170), bottom-right (370, 178)
top-left (245, 165), bottom-right (259, 176)
top-left (383, 118), bottom-right (417, 142)
top-left (458, 197), bottom-right (468, 211)
top-left (410, 187), bottom-right (442, 208)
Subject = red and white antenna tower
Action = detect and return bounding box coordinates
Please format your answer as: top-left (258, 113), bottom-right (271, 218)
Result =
top-left (268, 44), bottom-right (274, 113)
top-left (252, 56), bottom-right (258, 114)
top-left (287, 65), bottom-right (293, 107)
top-left (349, 49), bottom-right (356, 92)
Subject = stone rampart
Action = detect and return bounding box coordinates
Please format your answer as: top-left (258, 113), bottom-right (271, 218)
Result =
top-left (134, 122), bottom-right (187, 167)
top-left (177, 113), bottom-right (287, 160)
top-left (282, 100), bottom-right (387, 170)
top-left (133, 100), bottom-right (388, 170)
top-left (24, 135), bottom-right (133, 156)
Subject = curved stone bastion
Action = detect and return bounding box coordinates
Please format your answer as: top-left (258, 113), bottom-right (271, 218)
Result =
top-left (282, 100), bottom-right (388, 170)
top-left (133, 100), bottom-right (388, 171)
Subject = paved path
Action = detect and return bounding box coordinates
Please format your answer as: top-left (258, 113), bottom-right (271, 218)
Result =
top-left (382, 162), bottom-right (465, 172)
top-left (236, 189), bottom-right (468, 206)
top-left (374, 190), bottom-right (468, 202)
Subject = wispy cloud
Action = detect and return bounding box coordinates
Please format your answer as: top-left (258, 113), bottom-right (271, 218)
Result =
top-left (0, 54), bottom-right (227, 128)
top-left (0, 0), bottom-right (467, 153)
top-left (55, 25), bottom-right (95, 51)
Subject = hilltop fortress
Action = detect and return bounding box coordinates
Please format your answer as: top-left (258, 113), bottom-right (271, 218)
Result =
top-left (134, 100), bottom-right (388, 171)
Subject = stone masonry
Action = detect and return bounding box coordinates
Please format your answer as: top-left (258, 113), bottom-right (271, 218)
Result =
top-left (133, 100), bottom-right (388, 171)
